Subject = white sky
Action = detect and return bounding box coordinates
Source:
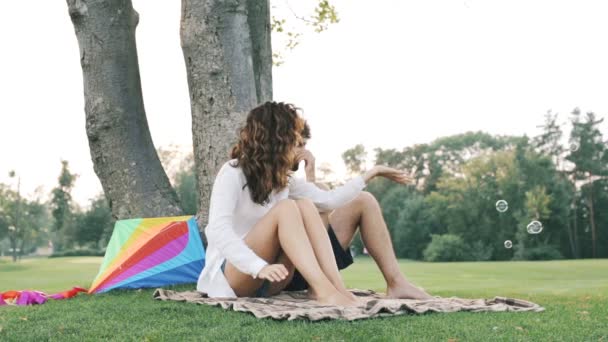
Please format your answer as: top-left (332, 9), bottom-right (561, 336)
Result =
top-left (1, 0), bottom-right (607, 206)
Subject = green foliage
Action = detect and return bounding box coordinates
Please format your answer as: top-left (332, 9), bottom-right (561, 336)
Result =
top-left (311, 0), bottom-right (339, 33)
top-left (517, 244), bottom-right (563, 261)
top-left (49, 248), bottom-right (105, 258)
top-left (341, 144), bottom-right (367, 175)
top-left (0, 179), bottom-right (50, 261)
top-left (50, 161), bottom-right (77, 251)
top-left (423, 234), bottom-right (470, 262)
top-left (270, 1), bottom-right (340, 66)
top-left (175, 169), bottom-right (199, 215)
top-left (71, 195), bottom-right (114, 249)
top-left (346, 109), bottom-right (606, 261)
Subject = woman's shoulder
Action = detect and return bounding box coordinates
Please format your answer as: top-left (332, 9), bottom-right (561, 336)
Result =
top-left (218, 159), bottom-right (244, 180)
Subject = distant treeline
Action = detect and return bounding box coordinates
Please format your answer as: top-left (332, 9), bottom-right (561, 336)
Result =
top-left (1, 109), bottom-right (605, 261)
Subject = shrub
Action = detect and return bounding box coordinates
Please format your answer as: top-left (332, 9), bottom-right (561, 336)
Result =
top-left (521, 245), bottom-right (563, 260)
top-left (423, 234), bottom-right (471, 262)
top-left (49, 248), bottom-right (105, 258)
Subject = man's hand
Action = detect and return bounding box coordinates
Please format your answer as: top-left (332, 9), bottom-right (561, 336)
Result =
top-left (363, 166), bottom-right (414, 185)
top-left (256, 264), bottom-right (288, 282)
top-left (295, 148), bottom-right (316, 181)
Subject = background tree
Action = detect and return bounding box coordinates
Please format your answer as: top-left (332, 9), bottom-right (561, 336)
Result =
top-left (0, 178), bottom-right (48, 262)
top-left (66, 0), bottom-right (339, 235)
top-left (50, 161), bottom-right (77, 252)
top-left (72, 195), bottom-right (113, 249)
top-left (341, 144), bottom-right (368, 175)
top-left (566, 109), bottom-right (607, 257)
top-left (66, 0), bottom-right (183, 221)
top-left (345, 110), bottom-right (607, 261)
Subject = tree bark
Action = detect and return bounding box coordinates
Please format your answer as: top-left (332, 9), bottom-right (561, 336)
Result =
top-left (246, 0), bottom-right (273, 103)
top-left (67, 0), bottom-right (183, 220)
top-left (180, 0), bottom-right (272, 236)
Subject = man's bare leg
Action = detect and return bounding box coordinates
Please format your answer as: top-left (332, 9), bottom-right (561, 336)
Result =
top-left (327, 191), bottom-right (432, 300)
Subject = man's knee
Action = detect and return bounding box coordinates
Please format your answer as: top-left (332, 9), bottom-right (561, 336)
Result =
top-left (357, 191), bottom-right (377, 206)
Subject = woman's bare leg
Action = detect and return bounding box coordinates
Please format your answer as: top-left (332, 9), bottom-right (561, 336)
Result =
top-left (265, 250), bottom-right (296, 296)
top-left (223, 199), bottom-right (356, 306)
top-left (294, 198), bottom-right (358, 300)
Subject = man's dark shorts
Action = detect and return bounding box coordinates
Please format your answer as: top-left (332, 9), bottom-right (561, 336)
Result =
top-left (284, 224), bottom-right (354, 291)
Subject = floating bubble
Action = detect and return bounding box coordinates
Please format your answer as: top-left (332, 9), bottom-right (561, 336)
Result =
top-left (570, 142), bottom-right (579, 152)
top-left (504, 240), bottom-right (513, 249)
top-left (526, 220), bottom-right (543, 234)
top-left (495, 200), bottom-right (509, 213)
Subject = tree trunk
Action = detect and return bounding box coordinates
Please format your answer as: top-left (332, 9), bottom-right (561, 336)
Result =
top-left (246, 0), bottom-right (273, 103)
top-left (18, 238), bottom-right (25, 261)
top-left (180, 0), bottom-right (272, 236)
top-left (10, 236), bottom-right (17, 262)
top-left (67, 0), bottom-right (183, 220)
top-left (573, 201), bottom-right (580, 257)
top-left (567, 214), bottom-right (578, 259)
top-left (588, 179), bottom-right (597, 258)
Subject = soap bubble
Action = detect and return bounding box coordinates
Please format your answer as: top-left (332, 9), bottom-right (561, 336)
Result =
top-left (527, 220), bottom-right (543, 234)
top-left (495, 200), bottom-right (509, 213)
top-left (570, 142), bottom-right (579, 152)
top-left (504, 240), bottom-right (513, 249)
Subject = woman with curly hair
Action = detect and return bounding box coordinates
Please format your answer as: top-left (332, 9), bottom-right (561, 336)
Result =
top-left (196, 101), bottom-right (415, 307)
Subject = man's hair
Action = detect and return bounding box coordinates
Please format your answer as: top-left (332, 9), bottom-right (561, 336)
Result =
top-left (301, 120), bottom-right (311, 140)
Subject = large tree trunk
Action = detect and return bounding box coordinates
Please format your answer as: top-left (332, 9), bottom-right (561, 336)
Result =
top-left (246, 0), bottom-right (273, 103)
top-left (67, 0), bottom-right (183, 219)
top-left (180, 0), bottom-right (272, 236)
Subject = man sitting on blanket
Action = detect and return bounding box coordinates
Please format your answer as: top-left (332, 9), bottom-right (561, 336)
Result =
top-left (284, 122), bottom-right (432, 300)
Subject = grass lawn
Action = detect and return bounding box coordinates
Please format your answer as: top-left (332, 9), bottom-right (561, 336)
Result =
top-left (1, 256), bottom-right (607, 341)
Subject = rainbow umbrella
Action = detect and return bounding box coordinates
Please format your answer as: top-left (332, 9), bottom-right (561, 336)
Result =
top-left (89, 215), bottom-right (205, 294)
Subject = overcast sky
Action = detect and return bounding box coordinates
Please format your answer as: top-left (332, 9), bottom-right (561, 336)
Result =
top-left (1, 0), bottom-right (607, 206)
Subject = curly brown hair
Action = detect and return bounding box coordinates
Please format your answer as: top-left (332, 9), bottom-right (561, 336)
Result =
top-left (230, 101), bottom-right (306, 205)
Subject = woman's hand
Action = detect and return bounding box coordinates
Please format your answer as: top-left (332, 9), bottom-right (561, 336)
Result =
top-left (363, 166), bottom-right (414, 185)
top-left (257, 264), bottom-right (289, 282)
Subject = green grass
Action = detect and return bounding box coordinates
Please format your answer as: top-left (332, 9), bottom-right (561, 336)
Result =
top-left (1, 257), bottom-right (607, 341)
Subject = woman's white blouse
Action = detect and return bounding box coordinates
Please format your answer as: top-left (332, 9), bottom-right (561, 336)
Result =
top-left (196, 159), bottom-right (367, 298)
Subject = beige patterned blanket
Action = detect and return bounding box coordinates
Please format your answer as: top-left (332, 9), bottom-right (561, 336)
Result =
top-left (153, 288), bottom-right (544, 321)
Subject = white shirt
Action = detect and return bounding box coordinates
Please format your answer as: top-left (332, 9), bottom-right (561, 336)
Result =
top-left (196, 159), bottom-right (367, 298)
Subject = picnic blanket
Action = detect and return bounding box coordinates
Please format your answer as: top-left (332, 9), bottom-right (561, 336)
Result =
top-left (153, 288), bottom-right (544, 321)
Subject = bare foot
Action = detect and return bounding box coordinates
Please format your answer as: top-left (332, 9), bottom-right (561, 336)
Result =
top-left (338, 288), bottom-right (358, 302)
top-left (386, 282), bottom-right (433, 300)
top-left (341, 290), bottom-right (369, 306)
top-left (308, 289), bottom-right (359, 307)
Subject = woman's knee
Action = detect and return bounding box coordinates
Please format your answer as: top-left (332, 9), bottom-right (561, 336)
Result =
top-left (294, 197), bottom-right (315, 210)
top-left (275, 198), bottom-right (300, 213)
top-left (273, 199), bottom-right (303, 221)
